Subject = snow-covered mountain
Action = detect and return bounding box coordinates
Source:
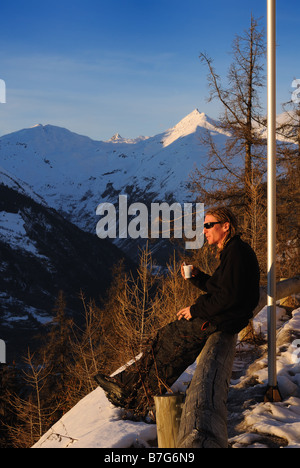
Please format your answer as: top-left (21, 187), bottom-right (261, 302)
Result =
top-left (0, 109), bottom-right (224, 202)
top-left (0, 110), bottom-right (228, 260)
top-left (0, 108), bottom-right (294, 253)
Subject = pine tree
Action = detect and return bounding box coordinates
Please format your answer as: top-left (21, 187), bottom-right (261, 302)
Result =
top-left (276, 102), bottom-right (300, 276)
top-left (190, 15), bottom-right (267, 250)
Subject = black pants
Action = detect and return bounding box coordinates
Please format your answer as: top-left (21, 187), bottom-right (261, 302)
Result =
top-left (115, 317), bottom-right (217, 414)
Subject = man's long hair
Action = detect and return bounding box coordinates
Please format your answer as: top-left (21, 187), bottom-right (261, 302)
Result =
top-left (205, 206), bottom-right (239, 250)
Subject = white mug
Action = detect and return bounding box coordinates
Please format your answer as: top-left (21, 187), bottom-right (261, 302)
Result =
top-left (183, 265), bottom-right (193, 279)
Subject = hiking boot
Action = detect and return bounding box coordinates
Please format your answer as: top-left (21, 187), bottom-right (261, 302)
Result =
top-left (94, 373), bottom-right (130, 408)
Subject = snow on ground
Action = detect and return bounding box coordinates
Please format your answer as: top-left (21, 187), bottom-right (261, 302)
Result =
top-left (229, 306), bottom-right (300, 448)
top-left (32, 387), bottom-right (157, 449)
top-left (32, 364), bottom-right (195, 449)
top-left (33, 305), bottom-right (300, 449)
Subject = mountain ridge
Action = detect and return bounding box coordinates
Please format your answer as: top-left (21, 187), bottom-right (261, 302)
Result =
top-left (0, 107), bottom-right (291, 261)
top-left (0, 108), bottom-right (216, 141)
top-left (0, 109), bottom-right (226, 242)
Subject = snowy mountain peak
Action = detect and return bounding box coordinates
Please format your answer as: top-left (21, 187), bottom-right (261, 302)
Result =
top-left (31, 123), bottom-right (44, 128)
top-left (174, 108), bottom-right (215, 128)
top-left (161, 108), bottom-right (227, 148)
top-left (179, 108), bottom-right (214, 126)
top-left (106, 132), bottom-right (149, 145)
top-left (109, 132), bottom-right (123, 141)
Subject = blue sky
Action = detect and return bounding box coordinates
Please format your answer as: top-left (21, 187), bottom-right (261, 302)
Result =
top-left (0, 0), bottom-right (299, 140)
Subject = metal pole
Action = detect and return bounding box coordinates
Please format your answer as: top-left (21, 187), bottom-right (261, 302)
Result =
top-left (265, 0), bottom-right (281, 402)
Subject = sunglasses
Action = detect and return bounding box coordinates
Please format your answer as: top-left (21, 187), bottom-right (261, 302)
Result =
top-left (203, 221), bottom-right (221, 229)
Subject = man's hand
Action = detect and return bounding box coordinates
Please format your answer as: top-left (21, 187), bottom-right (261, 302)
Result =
top-left (177, 307), bottom-right (192, 321)
top-left (180, 263), bottom-right (199, 280)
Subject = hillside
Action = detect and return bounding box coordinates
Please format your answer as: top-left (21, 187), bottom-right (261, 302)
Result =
top-left (32, 304), bottom-right (300, 449)
top-left (0, 183), bottom-right (134, 361)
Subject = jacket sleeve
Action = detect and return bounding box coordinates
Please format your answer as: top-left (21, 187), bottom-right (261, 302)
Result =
top-left (188, 270), bottom-right (211, 291)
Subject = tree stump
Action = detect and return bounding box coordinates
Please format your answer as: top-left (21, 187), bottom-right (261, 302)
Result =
top-left (154, 393), bottom-right (185, 448)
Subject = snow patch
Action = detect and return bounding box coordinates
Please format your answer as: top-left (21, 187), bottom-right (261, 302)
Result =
top-left (0, 211), bottom-right (41, 256)
top-left (32, 387), bottom-right (157, 449)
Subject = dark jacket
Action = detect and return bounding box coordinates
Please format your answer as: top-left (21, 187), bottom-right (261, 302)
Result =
top-left (189, 235), bottom-right (260, 334)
